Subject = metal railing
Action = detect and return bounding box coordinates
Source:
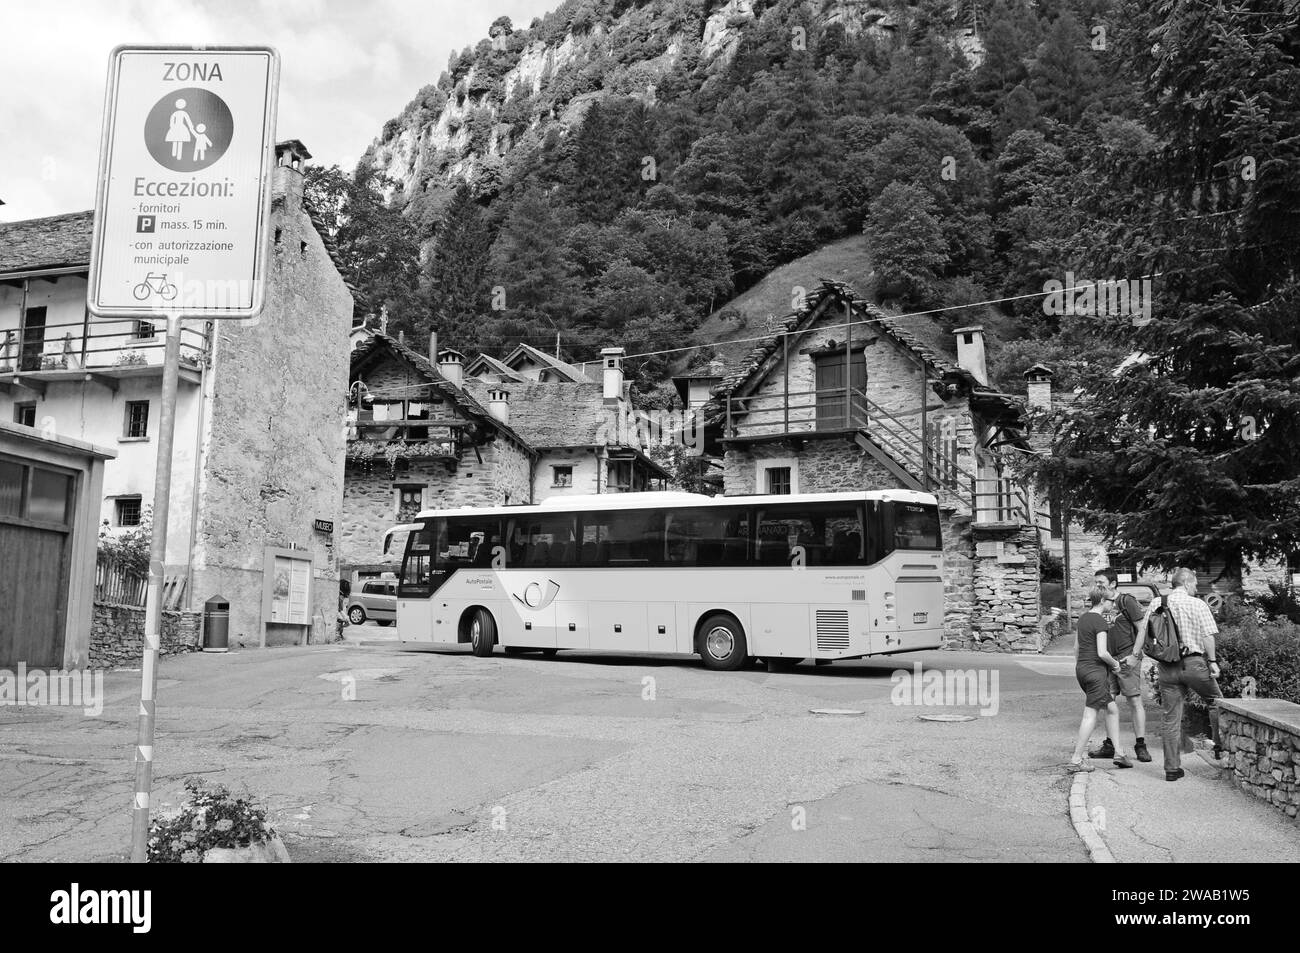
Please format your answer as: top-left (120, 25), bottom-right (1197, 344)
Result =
top-left (0, 316), bottom-right (209, 374)
top-left (972, 478), bottom-right (1030, 525)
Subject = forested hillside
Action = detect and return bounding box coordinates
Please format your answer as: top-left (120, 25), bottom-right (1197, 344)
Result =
top-left (303, 0), bottom-right (1247, 400)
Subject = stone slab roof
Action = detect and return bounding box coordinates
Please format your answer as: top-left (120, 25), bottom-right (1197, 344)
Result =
top-left (463, 379), bottom-right (611, 448)
top-left (350, 333), bottom-right (535, 454)
top-left (0, 211), bottom-right (94, 274)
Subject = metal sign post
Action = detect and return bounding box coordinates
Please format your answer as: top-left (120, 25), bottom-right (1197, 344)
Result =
top-left (87, 45), bottom-right (279, 863)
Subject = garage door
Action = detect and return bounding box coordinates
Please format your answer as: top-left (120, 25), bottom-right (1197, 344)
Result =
top-left (0, 456), bottom-right (74, 668)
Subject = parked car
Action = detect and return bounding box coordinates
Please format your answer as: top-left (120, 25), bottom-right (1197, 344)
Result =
top-left (346, 578), bottom-right (397, 626)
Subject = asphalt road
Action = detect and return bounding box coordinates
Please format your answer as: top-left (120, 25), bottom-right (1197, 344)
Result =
top-left (0, 640), bottom-right (1092, 862)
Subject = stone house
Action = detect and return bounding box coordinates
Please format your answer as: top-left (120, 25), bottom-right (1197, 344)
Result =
top-left (0, 140), bottom-right (354, 649)
top-left (339, 335), bottom-right (670, 580)
top-left (702, 280), bottom-right (1042, 651)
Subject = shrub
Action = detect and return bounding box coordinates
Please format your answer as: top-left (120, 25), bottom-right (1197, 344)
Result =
top-left (1216, 613), bottom-right (1300, 705)
top-left (1253, 582), bottom-right (1300, 625)
top-left (148, 779), bottom-right (278, 863)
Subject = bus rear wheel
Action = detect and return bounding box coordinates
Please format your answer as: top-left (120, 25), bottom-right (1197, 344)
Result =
top-left (698, 614), bottom-right (747, 671)
top-left (468, 609), bottom-right (496, 657)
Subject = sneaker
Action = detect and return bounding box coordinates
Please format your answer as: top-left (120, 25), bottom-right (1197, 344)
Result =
top-left (1066, 761), bottom-right (1095, 774)
top-left (1088, 738), bottom-right (1115, 759)
top-left (1165, 768), bottom-right (1185, 782)
top-left (1134, 740), bottom-right (1152, 763)
top-left (1113, 755), bottom-right (1134, 769)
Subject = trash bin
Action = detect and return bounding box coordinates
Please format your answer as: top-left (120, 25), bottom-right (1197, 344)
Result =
top-left (203, 595), bottom-right (229, 653)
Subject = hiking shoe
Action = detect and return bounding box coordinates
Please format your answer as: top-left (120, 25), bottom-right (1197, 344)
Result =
top-left (1113, 755), bottom-right (1134, 769)
top-left (1165, 768), bottom-right (1185, 782)
top-left (1066, 761), bottom-right (1095, 774)
top-left (1088, 739), bottom-right (1115, 759)
top-left (1134, 740), bottom-right (1152, 763)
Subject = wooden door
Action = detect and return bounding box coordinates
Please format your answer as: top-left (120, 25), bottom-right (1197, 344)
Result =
top-left (815, 352), bottom-right (866, 429)
top-left (20, 306), bottom-right (46, 372)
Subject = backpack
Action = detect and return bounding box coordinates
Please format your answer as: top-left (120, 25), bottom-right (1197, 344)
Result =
top-left (1146, 594), bottom-right (1183, 664)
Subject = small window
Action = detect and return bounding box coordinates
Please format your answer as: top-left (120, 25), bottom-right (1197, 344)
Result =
top-left (133, 320), bottom-right (155, 339)
top-left (552, 465), bottom-right (573, 487)
top-left (115, 497), bottom-right (143, 527)
top-left (396, 484), bottom-right (424, 521)
top-left (13, 403), bottom-right (36, 428)
top-left (765, 466), bottom-right (792, 495)
top-left (124, 401), bottom-right (149, 438)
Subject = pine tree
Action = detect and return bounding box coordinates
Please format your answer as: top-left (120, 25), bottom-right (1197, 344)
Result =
top-left (1029, 12), bottom-right (1101, 125)
top-left (427, 183), bottom-right (493, 351)
top-left (1025, 0), bottom-right (1300, 579)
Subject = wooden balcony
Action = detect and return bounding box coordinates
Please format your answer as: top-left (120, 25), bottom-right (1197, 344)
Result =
top-left (724, 386), bottom-right (869, 443)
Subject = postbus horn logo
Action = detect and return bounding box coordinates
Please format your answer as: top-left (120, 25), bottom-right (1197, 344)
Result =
top-left (513, 580), bottom-right (560, 610)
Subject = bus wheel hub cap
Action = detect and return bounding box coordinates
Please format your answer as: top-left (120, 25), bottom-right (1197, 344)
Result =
top-left (706, 627), bottom-right (734, 659)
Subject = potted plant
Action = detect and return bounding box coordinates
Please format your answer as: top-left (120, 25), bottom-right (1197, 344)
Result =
top-left (147, 778), bottom-right (290, 863)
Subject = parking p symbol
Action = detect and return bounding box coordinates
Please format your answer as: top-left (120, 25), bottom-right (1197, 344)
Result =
top-left (136, 215), bottom-right (155, 233)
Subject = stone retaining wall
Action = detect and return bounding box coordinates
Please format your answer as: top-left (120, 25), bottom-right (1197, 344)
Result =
top-left (90, 603), bottom-right (203, 669)
top-left (1216, 698), bottom-right (1300, 821)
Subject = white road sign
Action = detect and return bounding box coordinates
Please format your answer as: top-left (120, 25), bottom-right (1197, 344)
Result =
top-left (88, 46), bottom-right (280, 318)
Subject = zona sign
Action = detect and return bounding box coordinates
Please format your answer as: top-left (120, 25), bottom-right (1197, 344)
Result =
top-left (88, 46), bottom-right (280, 319)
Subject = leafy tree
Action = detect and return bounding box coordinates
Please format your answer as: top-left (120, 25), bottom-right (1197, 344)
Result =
top-left (303, 163), bottom-right (422, 324)
top-left (864, 182), bottom-right (950, 309)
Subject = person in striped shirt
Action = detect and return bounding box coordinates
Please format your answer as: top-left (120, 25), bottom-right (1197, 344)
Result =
top-left (1157, 568), bottom-right (1225, 781)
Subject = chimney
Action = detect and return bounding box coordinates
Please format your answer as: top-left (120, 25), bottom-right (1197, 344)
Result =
top-left (438, 348), bottom-right (465, 388)
top-left (272, 140), bottom-right (312, 212)
top-left (1024, 363), bottom-right (1054, 411)
top-left (953, 325), bottom-right (989, 386)
top-left (429, 331), bottom-right (438, 366)
top-left (487, 387), bottom-right (510, 426)
top-left (601, 346), bottom-right (625, 405)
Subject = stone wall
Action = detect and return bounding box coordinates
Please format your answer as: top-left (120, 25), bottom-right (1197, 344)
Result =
top-left (1217, 699), bottom-right (1300, 822)
top-left (190, 162), bottom-right (352, 646)
top-left (90, 603), bottom-right (201, 669)
top-left (942, 514), bottom-right (975, 646)
top-left (722, 435), bottom-right (900, 495)
top-left (340, 436), bottom-right (532, 570)
top-left (966, 525), bottom-right (1042, 652)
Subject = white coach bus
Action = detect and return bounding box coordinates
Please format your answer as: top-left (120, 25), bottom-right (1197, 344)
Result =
top-left (384, 489), bottom-right (945, 670)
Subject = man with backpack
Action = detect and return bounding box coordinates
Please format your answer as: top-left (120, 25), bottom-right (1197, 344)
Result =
top-left (1151, 568), bottom-right (1225, 781)
top-left (1088, 569), bottom-right (1151, 762)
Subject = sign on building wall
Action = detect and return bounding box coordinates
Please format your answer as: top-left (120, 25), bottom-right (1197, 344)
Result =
top-left (88, 46), bottom-right (280, 319)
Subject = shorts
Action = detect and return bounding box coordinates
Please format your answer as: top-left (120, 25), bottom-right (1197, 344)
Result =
top-left (1109, 657), bottom-right (1142, 698)
top-left (1076, 663), bottom-right (1113, 708)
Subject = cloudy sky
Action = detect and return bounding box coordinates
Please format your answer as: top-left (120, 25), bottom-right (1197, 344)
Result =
top-left (0, 0), bottom-right (558, 222)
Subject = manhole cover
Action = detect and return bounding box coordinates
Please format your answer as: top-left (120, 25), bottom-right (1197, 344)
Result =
top-left (918, 713), bottom-right (976, 722)
top-left (809, 708), bottom-right (866, 716)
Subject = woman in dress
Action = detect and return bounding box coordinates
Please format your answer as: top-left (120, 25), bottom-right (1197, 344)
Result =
top-left (1067, 587), bottom-right (1134, 771)
top-left (166, 99), bottom-right (195, 160)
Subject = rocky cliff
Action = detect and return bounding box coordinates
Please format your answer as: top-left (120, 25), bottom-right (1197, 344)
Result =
top-left (365, 0), bottom-right (982, 221)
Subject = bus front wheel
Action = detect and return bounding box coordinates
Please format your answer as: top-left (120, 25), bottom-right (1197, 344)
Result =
top-left (698, 614), bottom-right (747, 672)
top-left (468, 609), bottom-right (496, 657)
